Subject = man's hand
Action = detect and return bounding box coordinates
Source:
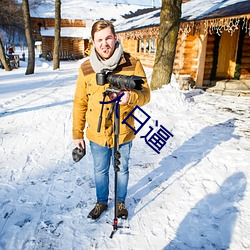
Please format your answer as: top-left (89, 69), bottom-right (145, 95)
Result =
top-left (119, 91), bottom-right (130, 105)
top-left (74, 139), bottom-right (85, 149)
top-left (72, 139), bottom-right (86, 162)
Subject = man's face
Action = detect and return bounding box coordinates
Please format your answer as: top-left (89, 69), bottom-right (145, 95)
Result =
top-left (93, 27), bottom-right (117, 60)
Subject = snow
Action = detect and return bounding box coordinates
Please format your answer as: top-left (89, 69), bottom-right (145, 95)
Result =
top-left (114, 9), bottom-right (160, 32)
top-left (40, 27), bottom-right (92, 39)
top-left (181, 0), bottom-right (249, 21)
top-left (0, 48), bottom-right (250, 249)
top-left (30, 0), bottom-right (152, 20)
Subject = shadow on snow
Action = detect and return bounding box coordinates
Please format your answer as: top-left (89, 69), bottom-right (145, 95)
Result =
top-left (0, 100), bottom-right (73, 117)
top-left (128, 118), bottom-right (243, 248)
top-left (164, 172), bottom-right (247, 249)
top-left (129, 118), bottom-right (239, 212)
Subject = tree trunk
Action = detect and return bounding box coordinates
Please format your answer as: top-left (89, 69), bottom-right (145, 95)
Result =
top-left (22, 0), bottom-right (35, 75)
top-left (0, 37), bottom-right (11, 71)
top-left (53, 0), bottom-right (61, 70)
top-left (151, 0), bottom-right (182, 90)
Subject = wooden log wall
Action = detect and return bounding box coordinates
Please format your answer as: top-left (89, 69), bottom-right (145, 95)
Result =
top-left (41, 37), bottom-right (86, 58)
top-left (120, 39), bottom-right (137, 54)
top-left (173, 34), bottom-right (199, 80)
top-left (183, 35), bottom-right (198, 79)
top-left (32, 18), bottom-right (86, 29)
top-left (41, 37), bottom-right (53, 58)
top-left (72, 38), bottom-right (87, 56)
top-left (173, 34), bottom-right (185, 75)
top-left (134, 53), bottom-right (156, 68)
top-left (203, 34), bottom-right (215, 82)
top-left (120, 38), bottom-right (156, 68)
top-left (61, 38), bottom-right (74, 52)
top-left (120, 31), bottom-right (200, 78)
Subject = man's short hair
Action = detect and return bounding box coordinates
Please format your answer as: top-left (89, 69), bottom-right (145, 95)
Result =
top-left (91, 20), bottom-right (116, 40)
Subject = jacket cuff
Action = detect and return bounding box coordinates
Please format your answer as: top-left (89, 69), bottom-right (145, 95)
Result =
top-left (72, 131), bottom-right (84, 140)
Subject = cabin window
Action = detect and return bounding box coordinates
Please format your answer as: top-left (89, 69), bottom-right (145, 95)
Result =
top-left (137, 38), bottom-right (156, 54)
top-left (137, 39), bottom-right (143, 53)
top-left (150, 38), bottom-right (155, 53)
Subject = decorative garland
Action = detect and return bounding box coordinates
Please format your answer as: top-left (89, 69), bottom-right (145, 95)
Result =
top-left (179, 15), bottom-right (250, 37)
top-left (117, 15), bottom-right (250, 39)
top-left (117, 26), bottom-right (159, 40)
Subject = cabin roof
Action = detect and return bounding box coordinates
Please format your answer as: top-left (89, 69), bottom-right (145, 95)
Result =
top-left (115, 8), bottom-right (160, 33)
top-left (115, 0), bottom-right (250, 32)
top-left (182, 0), bottom-right (250, 21)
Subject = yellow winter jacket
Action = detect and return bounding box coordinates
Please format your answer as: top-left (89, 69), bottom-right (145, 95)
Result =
top-left (72, 52), bottom-right (150, 148)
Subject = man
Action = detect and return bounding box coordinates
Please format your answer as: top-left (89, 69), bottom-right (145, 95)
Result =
top-left (72, 20), bottom-right (150, 220)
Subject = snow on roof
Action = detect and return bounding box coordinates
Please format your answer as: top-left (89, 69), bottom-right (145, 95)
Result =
top-left (30, 0), bottom-right (151, 20)
top-left (114, 8), bottom-right (160, 32)
top-left (114, 0), bottom-right (250, 32)
top-left (40, 27), bottom-right (91, 39)
top-left (182, 0), bottom-right (250, 21)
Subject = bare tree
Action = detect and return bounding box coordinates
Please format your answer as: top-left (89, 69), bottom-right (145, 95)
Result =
top-left (29, 0), bottom-right (47, 8)
top-left (22, 0), bottom-right (35, 75)
top-left (0, 0), bottom-right (24, 39)
top-left (151, 0), bottom-right (182, 90)
top-left (0, 0), bottom-right (23, 71)
top-left (53, 0), bottom-right (61, 70)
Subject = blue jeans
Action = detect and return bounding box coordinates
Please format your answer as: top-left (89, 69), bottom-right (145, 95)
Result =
top-left (89, 141), bottom-right (132, 205)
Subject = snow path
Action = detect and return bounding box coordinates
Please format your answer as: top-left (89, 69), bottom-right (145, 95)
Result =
top-left (0, 58), bottom-right (250, 249)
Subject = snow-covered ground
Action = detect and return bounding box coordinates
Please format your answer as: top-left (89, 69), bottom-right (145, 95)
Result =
top-left (0, 50), bottom-right (250, 250)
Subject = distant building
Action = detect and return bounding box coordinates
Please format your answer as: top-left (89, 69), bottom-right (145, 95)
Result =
top-left (30, 1), bottom-right (151, 60)
top-left (115, 0), bottom-right (250, 88)
top-left (31, 18), bottom-right (92, 60)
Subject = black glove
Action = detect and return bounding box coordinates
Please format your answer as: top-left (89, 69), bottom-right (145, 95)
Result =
top-left (72, 146), bottom-right (86, 162)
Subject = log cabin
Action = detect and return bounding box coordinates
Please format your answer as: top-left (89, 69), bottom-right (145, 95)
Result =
top-left (31, 18), bottom-right (92, 60)
top-left (115, 0), bottom-right (250, 91)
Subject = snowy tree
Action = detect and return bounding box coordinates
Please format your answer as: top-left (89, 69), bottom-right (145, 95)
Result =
top-left (151, 0), bottom-right (182, 90)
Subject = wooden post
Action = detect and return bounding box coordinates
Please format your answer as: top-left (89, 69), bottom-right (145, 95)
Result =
top-left (195, 32), bottom-right (207, 87)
